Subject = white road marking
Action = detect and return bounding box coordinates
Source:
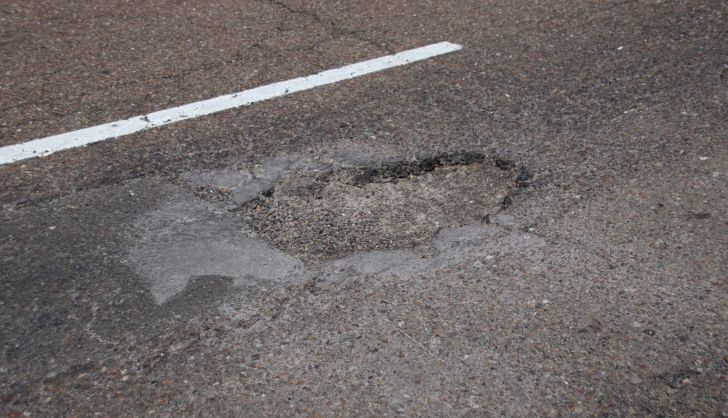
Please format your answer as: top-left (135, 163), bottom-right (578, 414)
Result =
top-left (0, 41), bottom-right (463, 166)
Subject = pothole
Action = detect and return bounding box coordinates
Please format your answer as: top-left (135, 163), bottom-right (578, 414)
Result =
top-left (129, 149), bottom-right (541, 304)
top-left (235, 151), bottom-right (526, 263)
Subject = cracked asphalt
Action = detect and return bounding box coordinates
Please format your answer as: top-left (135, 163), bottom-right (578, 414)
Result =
top-left (1, 0), bottom-right (727, 416)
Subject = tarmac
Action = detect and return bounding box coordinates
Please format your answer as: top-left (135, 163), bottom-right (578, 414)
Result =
top-left (1, 0), bottom-right (726, 416)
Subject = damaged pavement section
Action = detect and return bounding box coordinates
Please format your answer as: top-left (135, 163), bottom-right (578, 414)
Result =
top-left (128, 149), bottom-right (540, 303)
top-left (127, 199), bottom-right (306, 304)
top-left (185, 149), bottom-right (531, 262)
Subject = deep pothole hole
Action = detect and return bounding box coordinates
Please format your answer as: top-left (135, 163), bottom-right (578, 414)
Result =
top-left (237, 151), bottom-right (527, 264)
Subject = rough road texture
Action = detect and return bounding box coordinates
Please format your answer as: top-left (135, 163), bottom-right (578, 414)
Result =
top-left (1, 0), bottom-right (727, 416)
top-left (237, 151), bottom-right (518, 263)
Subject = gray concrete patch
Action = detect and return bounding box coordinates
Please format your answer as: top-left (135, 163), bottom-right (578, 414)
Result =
top-left (180, 153), bottom-right (305, 206)
top-left (321, 223), bottom-right (546, 282)
top-left (127, 198), bottom-right (306, 304)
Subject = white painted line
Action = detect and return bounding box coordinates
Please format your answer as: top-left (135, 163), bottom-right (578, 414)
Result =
top-left (0, 41), bottom-right (463, 166)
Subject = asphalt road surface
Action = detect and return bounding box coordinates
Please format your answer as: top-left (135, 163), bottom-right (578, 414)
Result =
top-left (1, 0), bottom-right (727, 416)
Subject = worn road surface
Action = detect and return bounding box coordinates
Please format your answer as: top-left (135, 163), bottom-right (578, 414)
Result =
top-left (1, 0), bottom-right (727, 416)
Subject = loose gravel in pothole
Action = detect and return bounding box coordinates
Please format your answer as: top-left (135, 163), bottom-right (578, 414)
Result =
top-left (238, 152), bottom-right (520, 263)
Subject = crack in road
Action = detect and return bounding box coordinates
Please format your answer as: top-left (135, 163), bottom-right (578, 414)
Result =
top-left (262, 0), bottom-right (391, 54)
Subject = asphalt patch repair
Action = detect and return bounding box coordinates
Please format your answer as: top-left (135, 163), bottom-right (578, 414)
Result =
top-left (129, 149), bottom-right (542, 303)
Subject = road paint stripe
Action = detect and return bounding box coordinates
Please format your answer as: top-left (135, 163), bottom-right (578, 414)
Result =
top-left (0, 41), bottom-right (463, 166)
